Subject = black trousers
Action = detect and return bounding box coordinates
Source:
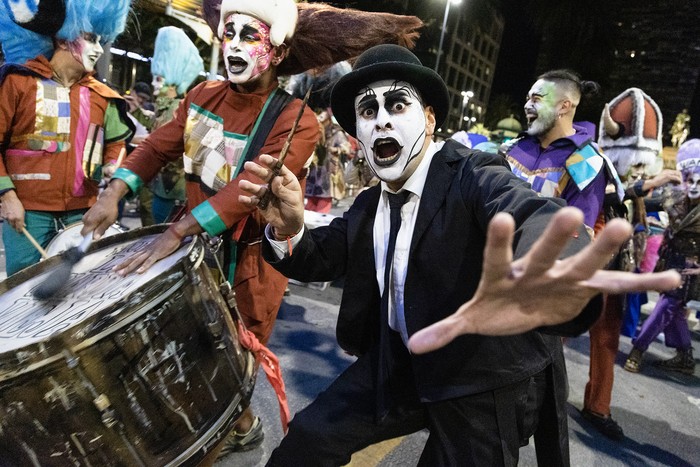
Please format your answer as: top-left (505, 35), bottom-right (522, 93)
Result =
top-left (267, 337), bottom-right (554, 467)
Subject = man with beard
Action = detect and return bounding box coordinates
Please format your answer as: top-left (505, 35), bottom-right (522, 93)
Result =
top-left (237, 45), bottom-right (680, 466)
top-left (503, 71), bottom-right (626, 443)
top-left (503, 69), bottom-right (621, 237)
top-left (0, 0), bottom-right (133, 276)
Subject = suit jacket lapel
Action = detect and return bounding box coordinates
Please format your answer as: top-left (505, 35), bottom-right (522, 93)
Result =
top-left (411, 141), bottom-right (469, 254)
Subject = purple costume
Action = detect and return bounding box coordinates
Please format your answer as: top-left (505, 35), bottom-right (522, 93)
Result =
top-left (504, 124), bottom-right (610, 231)
top-left (632, 187), bottom-right (700, 352)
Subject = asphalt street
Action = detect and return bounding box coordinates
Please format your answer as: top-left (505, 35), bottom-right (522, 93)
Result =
top-left (0, 201), bottom-right (698, 466)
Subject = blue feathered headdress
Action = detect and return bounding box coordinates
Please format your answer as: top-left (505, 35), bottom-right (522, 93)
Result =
top-left (151, 26), bottom-right (204, 96)
top-left (0, 0), bottom-right (131, 64)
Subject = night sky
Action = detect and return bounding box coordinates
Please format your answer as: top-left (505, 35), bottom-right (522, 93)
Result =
top-left (489, 0), bottom-right (539, 109)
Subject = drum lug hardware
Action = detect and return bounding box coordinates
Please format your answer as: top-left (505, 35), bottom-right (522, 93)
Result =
top-left (205, 234), bottom-right (223, 254)
top-left (219, 282), bottom-right (238, 309)
top-left (208, 320), bottom-right (223, 338)
top-left (63, 351), bottom-right (79, 369)
top-left (94, 393), bottom-right (118, 428)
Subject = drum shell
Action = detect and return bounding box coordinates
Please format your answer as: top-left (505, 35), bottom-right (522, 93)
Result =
top-left (0, 227), bottom-right (255, 466)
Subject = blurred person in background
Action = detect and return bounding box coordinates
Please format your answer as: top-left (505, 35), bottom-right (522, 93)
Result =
top-left (139, 26), bottom-right (203, 225)
top-left (583, 88), bottom-right (682, 440)
top-left (624, 138), bottom-right (700, 376)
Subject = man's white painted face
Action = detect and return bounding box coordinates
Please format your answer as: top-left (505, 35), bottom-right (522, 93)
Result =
top-left (685, 172), bottom-right (700, 200)
top-left (524, 79), bottom-right (560, 137)
top-left (354, 80), bottom-right (427, 184)
top-left (68, 32), bottom-right (103, 73)
top-left (221, 14), bottom-right (274, 84)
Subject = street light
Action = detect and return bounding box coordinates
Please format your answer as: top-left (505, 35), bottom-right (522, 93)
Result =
top-left (434, 0), bottom-right (463, 73)
top-left (460, 90), bottom-right (474, 128)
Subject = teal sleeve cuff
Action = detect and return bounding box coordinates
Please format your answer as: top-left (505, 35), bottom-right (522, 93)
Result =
top-left (191, 200), bottom-right (228, 236)
top-left (112, 168), bottom-right (144, 194)
top-left (0, 176), bottom-right (15, 191)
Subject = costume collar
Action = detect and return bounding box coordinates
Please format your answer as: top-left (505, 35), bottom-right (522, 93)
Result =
top-left (518, 122), bottom-right (594, 149)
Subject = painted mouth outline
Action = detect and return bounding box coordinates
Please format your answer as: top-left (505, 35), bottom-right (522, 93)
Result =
top-left (372, 137), bottom-right (403, 167)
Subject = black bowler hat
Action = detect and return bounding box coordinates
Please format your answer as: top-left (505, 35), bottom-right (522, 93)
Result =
top-left (330, 44), bottom-right (449, 137)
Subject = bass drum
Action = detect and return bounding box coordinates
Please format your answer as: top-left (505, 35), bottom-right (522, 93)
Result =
top-left (0, 225), bottom-right (255, 466)
top-left (46, 222), bottom-right (124, 257)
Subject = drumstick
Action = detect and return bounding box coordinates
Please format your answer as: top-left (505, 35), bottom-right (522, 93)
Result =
top-left (115, 146), bottom-right (126, 168)
top-left (258, 87), bottom-right (312, 209)
top-left (21, 227), bottom-right (49, 260)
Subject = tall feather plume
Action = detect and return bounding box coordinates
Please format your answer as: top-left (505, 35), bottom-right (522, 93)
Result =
top-left (279, 3), bottom-right (423, 76)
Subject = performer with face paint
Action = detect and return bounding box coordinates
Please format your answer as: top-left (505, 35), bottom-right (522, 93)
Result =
top-left (624, 138), bottom-right (700, 376)
top-left (238, 44), bottom-right (680, 466)
top-left (81, 0), bottom-right (425, 457)
top-left (0, 0), bottom-right (133, 276)
top-left (500, 70), bottom-right (627, 446)
top-left (503, 70), bottom-right (623, 237)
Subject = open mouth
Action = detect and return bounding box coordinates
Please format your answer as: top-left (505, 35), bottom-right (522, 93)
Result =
top-left (526, 113), bottom-right (537, 125)
top-left (227, 56), bottom-right (248, 74)
top-left (372, 138), bottom-right (403, 166)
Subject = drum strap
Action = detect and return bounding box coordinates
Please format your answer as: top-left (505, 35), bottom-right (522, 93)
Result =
top-left (224, 88), bottom-right (294, 283)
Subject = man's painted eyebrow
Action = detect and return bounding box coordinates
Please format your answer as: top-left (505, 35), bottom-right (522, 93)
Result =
top-left (383, 88), bottom-right (411, 98)
top-left (356, 94), bottom-right (377, 106)
top-left (240, 24), bottom-right (261, 36)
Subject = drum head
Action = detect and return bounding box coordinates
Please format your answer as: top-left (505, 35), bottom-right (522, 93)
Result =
top-left (0, 226), bottom-right (188, 354)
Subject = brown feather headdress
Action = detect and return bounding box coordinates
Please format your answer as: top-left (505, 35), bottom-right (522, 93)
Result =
top-left (202, 1), bottom-right (423, 76)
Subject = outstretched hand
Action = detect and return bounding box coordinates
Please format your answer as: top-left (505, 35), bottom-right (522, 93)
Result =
top-left (238, 154), bottom-right (305, 237)
top-left (407, 207), bottom-right (682, 355)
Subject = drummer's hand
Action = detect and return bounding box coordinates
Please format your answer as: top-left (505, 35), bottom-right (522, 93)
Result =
top-left (407, 208), bottom-right (682, 355)
top-left (113, 215), bottom-right (201, 276)
top-left (102, 162), bottom-right (117, 179)
top-left (113, 228), bottom-right (183, 276)
top-left (82, 179), bottom-right (129, 239)
top-left (0, 190), bottom-right (26, 232)
top-left (239, 154), bottom-right (305, 236)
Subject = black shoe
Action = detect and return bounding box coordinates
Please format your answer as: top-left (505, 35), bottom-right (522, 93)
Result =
top-left (580, 409), bottom-right (624, 441)
top-left (217, 417), bottom-right (264, 458)
top-left (654, 348), bottom-right (695, 375)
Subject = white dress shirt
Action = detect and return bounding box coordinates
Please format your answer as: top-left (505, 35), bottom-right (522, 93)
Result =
top-left (376, 140), bottom-right (441, 345)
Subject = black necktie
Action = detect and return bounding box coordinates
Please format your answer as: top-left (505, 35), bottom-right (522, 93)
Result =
top-left (377, 190), bottom-right (411, 421)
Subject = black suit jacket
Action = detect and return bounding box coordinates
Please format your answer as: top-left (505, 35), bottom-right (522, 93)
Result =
top-left (264, 140), bottom-right (600, 402)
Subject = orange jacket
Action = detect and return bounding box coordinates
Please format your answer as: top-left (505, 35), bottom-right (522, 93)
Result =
top-left (0, 56), bottom-right (131, 211)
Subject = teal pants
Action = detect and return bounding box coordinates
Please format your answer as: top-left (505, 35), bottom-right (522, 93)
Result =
top-left (3, 209), bottom-right (86, 276)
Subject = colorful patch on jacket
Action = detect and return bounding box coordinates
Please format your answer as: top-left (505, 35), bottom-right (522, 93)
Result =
top-left (183, 104), bottom-right (248, 193)
top-left (506, 156), bottom-right (568, 197)
top-left (27, 78), bottom-right (71, 153)
top-left (565, 143), bottom-right (605, 192)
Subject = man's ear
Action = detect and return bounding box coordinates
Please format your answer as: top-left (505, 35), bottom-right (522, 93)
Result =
top-left (271, 44), bottom-right (290, 66)
top-left (54, 38), bottom-right (69, 51)
top-left (425, 106), bottom-right (437, 136)
top-left (560, 99), bottom-right (574, 113)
